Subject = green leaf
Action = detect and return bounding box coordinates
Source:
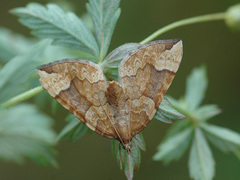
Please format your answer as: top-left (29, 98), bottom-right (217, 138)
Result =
top-left (166, 95), bottom-right (187, 112)
top-left (0, 27), bottom-right (35, 63)
top-left (133, 133), bottom-right (146, 151)
top-left (105, 43), bottom-right (140, 63)
top-left (185, 66), bottom-right (208, 111)
top-left (102, 43), bottom-right (140, 80)
top-left (112, 136), bottom-right (144, 180)
top-left (0, 40), bottom-right (49, 103)
top-left (201, 124), bottom-right (240, 153)
top-left (124, 152), bottom-right (134, 180)
top-left (153, 127), bottom-right (193, 163)
top-left (154, 111), bottom-right (173, 124)
top-left (57, 114), bottom-right (88, 141)
top-left (130, 139), bottom-right (141, 171)
top-left (154, 97), bottom-right (186, 124)
top-left (159, 97), bottom-right (186, 120)
top-left (165, 119), bottom-right (191, 139)
top-left (194, 104), bottom-right (221, 122)
top-left (189, 128), bottom-right (215, 180)
top-left (0, 104), bottom-right (57, 166)
top-left (51, 99), bottom-right (61, 115)
top-left (41, 42), bottom-right (97, 62)
top-left (86, 0), bottom-right (121, 59)
top-left (11, 3), bottom-right (99, 56)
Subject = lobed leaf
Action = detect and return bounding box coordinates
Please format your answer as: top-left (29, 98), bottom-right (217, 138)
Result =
top-left (133, 133), bottom-right (146, 151)
top-left (153, 127), bottom-right (193, 163)
top-left (189, 128), bottom-right (215, 180)
top-left (0, 40), bottom-right (50, 104)
top-left (165, 95), bottom-right (187, 112)
top-left (165, 119), bottom-right (191, 139)
top-left (103, 43), bottom-right (140, 80)
top-left (11, 3), bottom-right (99, 57)
top-left (154, 111), bottom-right (173, 124)
top-left (0, 27), bottom-right (35, 63)
top-left (112, 134), bottom-right (145, 180)
top-left (87, 0), bottom-right (121, 59)
top-left (57, 114), bottom-right (88, 141)
top-left (158, 97), bottom-right (186, 120)
top-left (124, 152), bottom-right (134, 180)
top-left (185, 66), bottom-right (208, 111)
top-left (201, 124), bottom-right (240, 153)
top-left (0, 104), bottom-right (57, 166)
top-left (155, 97), bottom-right (186, 124)
top-left (194, 104), bottom-right (221, 122)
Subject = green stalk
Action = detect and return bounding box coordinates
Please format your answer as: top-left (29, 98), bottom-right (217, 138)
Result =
top-left (1, 86), bottom-right (45, 108)
top-left (140, 12), bottom-right (226, 44)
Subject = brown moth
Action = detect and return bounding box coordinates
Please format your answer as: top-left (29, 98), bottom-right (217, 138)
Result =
top-left (37, 39), bottom-right (183, 153)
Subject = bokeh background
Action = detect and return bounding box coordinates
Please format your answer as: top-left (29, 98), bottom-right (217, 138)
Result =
top-left (0, 0), bottom-right (240, 179)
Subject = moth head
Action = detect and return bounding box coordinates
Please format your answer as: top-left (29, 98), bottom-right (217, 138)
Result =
top-left (123, 142), bottom-right (132, 154)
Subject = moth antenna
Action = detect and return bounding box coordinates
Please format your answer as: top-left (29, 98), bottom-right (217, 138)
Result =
top-left (102, 105), bottom-right (125, 146)
top-left (128, 104), bottom-right (131, 147)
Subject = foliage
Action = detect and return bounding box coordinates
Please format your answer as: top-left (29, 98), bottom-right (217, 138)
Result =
top-left (0, 0), bottom-right (239, 180)
top-left (112, 134), bottom-right (145, 180)
top-left (0, 40), bottom-right (49, 103)
top-left (11, 3), bottom-right (99, 59)
top-left (0, 28), bottom-right (35, 64)
top-left (56, 114), bottom-right (89, 142)
top-left (153, 66), bottom-right (240, 180)
top-left (102, 43), bottom-right (140, 80)
top-left (86, 0), bottom-right (121, 60)
top-left (0, 104), bottom-right (57, 166)
top-left (9, 1), bottom-right (185, 179)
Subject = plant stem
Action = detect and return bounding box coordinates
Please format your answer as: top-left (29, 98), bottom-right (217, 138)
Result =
top-left (1, 86), bottom-right (45, 108)
top-left (140, 12), bottom-right (226, 44)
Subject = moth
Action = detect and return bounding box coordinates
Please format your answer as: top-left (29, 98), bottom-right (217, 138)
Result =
top-left (37, 39), bottom-right (183, 153)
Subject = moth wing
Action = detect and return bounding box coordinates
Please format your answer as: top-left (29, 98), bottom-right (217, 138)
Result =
top-left (119, 39), bottom-right (183, 137)
top-left (37, 59), bottom-right (117, 139)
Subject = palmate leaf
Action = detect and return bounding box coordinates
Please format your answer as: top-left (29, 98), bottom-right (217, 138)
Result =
top-left (153, 127), bottom-right (193, 163)
top-left (0, 104), bottom-right (57, 166)
top-left (87, 0), bottom-right (121, 59)
top-left (11, 3), bottom-right (99, 57)
top-left (112, 133), bottom-right (145, 180)
top-left (201, 124), bottom-right (240, 153)
top-left (185, 66), bottom-right (207, 111)
top-left (0, 40), bottom-right (50, 104)
top-left (154, 65), bottom-right (240, 180)
top-left (189, 128), bottom-right (215, 180)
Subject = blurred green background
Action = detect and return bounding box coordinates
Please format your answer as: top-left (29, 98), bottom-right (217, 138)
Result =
top-left (0, 0), bottom-right (240, 179)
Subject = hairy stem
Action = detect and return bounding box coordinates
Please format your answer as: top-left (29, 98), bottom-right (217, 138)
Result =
top-left (1, 86), bottom-right (45, 108)
top-left (140, 12), bottom-right (226, 44)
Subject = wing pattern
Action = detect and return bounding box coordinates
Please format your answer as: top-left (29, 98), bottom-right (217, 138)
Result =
top-left (37, 39), bottom-right (183, 151)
